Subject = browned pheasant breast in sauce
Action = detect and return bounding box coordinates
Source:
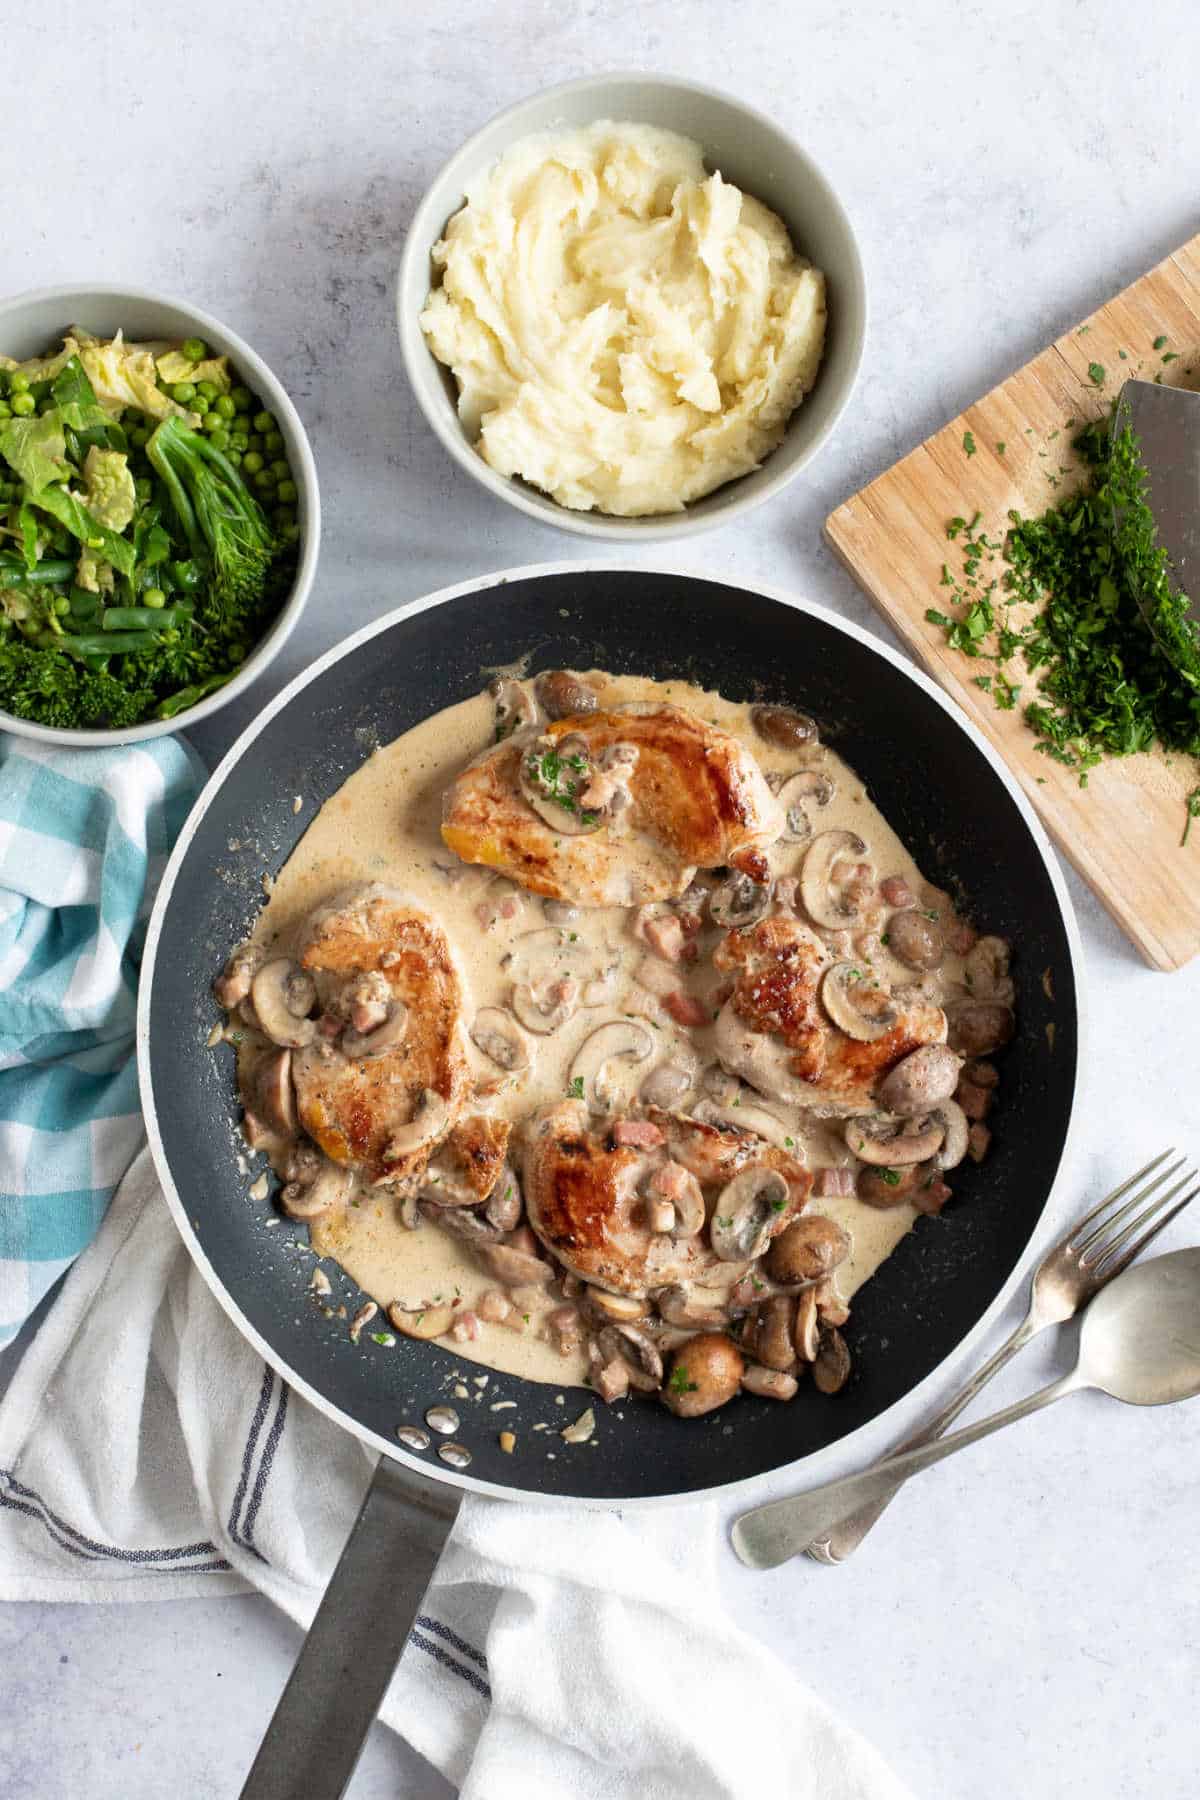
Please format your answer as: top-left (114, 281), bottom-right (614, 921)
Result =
top-left (214, 668), bottom-right (1016, 1422)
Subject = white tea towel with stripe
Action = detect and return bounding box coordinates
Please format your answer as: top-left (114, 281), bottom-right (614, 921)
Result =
top-left (0, 1150), bottom-right (911, 1800)
top-left (0, 731), bottom-right (202, 1346)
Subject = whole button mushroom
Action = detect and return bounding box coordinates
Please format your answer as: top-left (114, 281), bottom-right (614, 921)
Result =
top-left (662, 1333), bottom-right (745, 1417)
top-left (885, 908), bottom-right (945, 971)
top-left (534, 669), bottom-right (600, 720)
top-left (766, 1215), bottom-right (851, 1287)
top-left (949, 1002), bottom-right (1015, 1057)
top-left (751, 704), bottom-right (819, 751)
top-left (875, 1045), bottom-right (962, 1116)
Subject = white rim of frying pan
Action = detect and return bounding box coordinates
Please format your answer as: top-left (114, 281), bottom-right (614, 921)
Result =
top-left (137, 559), bottom-right (1089, 1510)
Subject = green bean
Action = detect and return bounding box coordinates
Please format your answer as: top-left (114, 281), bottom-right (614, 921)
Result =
top-left (100, 606), bottom-right (190, 631)
top-left (56, 631), bottom-right (161, 655)
top-left (0, 557), bottom-right (75, 586)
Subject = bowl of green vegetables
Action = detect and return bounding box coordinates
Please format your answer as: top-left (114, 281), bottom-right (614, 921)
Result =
top-left (0, 285), bottom-right (319, 743)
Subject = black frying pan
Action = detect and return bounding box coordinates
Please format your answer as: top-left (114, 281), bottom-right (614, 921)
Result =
top-left (138, 565), bottom-right (1082, 1796)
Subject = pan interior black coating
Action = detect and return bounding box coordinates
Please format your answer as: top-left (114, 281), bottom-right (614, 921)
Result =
top-left (146, 570), bottom-right (1078, 1502)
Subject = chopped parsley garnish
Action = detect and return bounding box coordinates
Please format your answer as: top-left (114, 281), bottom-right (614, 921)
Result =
top-left (525, 748), bottom-right (598, 825)
top-left (668, 1366), bottom-right (699, 1395)
top-left (1162, 352), bottom-right (1179, 365)
top-left (784, 1136), bottom-right (795, 1148)
top-left (770, 1198), bottom-right (787, 1212)
top-left (927, 409), bottom-right (1200, 836)
top-left (996, 441), bottom-right (1006, 456)
top-left (370, 1332), bottom-right (396, 1347)
top-left (1153, 335), bottom-right (1168, 351)
top-left (962, 431), bottom-right (977, 458)
top-left (1183, 788), bottom-right (1200, 847)
top-left (1087, 362), bottom-right (1106, 387)
top-left (880, 1168), bottom-right (902, 1186)
top-left (567, 1076), bottom-right (585, 1099)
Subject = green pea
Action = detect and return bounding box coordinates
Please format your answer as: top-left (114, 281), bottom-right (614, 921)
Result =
top-left (191, 394), bottom-right (210, 416)
top-left (226, 449), bottom-right (242, 467)
top-left (9, 371), bottom-right (30, 394)
top-left (181, 337), bottom-right (208, 363)
top-left (208, 427), bottom-right (230, 452)
top-left (246, 433), bottom-right (264, 453)
top-left (130, 426), bottom-right (150, 448)
top-left (229, 432), bottom-right (250, 453)
top-left (53, 593), bottom-right (71, 616)
top-left (171, 381), bottom-right (197, 405)
top-left (231, 386), bottom-right (252, 412)
top-left (264, 430), bottom-right (284, 454)
top-left (164, 628), bottom-right (180, 643)
top-left (143, 588), bottom-right (167, 609)
top-left (252, 410), bottom-right (275, 434)
top-left (268, 459), bottom-right (289, 481)
top-left (0, 401), bottom-right (11, 419)
top-left (241, 451), bottom-right (264, 474)
top-left (203, 410), bottom-right (225, 434)
top-left (253, 469), bottom-right (275, 493)
top-left (196, 379), bottom-right (220, 402)
top-left (10, 393), bottom-right (35, 417)
top-left (276, 478), bottom-right (298, 505)
top-left (214, 394), bottom-right (237, 419)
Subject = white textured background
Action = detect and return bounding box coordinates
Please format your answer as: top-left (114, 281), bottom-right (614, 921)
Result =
top-left (3, 1), bottom-right (1200, 1795)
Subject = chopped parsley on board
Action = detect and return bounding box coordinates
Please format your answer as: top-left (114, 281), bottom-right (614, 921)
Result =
top-left (926, 406), bottom-right (1200, 838)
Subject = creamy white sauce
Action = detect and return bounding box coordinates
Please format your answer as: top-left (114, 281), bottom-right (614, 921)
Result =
top-left (238, 673), bottom-right (974, 1392)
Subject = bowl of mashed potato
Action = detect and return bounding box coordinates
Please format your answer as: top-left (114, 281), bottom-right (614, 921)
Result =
top-left (398, 75), bottom-right (865, 539)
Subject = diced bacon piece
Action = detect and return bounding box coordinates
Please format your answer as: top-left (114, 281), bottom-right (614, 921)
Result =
top-left (880, 875), bottom-right (915, 907)
top-left (547, 1304), bottom-right (582, 1354)
top-left (663, 990), bottom-right (710, 1028)
top-left (962, 1059), bottom-right (999, 1088)
top-left (774, 876), bottom-right (799, 910)
top-left (956, 1079), bottom-right (994, 1121)
top-left (451, 1311), bottom-right (481, 1344)
top-left (814, 1166), bottom-right (855, 1198)
top-left (913, 1176), bottom-right (952, 1215)
top-left (317, 1012), bottom-right (343, 1040)
top-left (967, 1122), bottom-right (992, 1163)
top-left (652, 1160), bottom-right (696, 1202)
top-left (643, 914), bottom-right (686, 961)
top-left (612, 1119), bottom-right (666, 1150)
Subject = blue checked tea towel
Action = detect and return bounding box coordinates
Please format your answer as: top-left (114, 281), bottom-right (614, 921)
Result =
top-left (0, 730), bottom-right (202, 1345)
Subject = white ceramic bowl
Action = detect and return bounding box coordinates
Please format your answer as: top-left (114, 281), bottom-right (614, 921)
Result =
top-left (398, 73), bottom-right (866, 541)
top-left (0, 284), bottom-right (320, 746)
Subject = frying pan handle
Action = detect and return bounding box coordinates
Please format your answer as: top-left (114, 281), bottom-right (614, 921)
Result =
top-left (239, 1455), bottom-right (462, 1800)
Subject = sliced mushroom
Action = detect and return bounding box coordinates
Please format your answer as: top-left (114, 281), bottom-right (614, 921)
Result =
top-left (692, 1094), bottom-right (793, 1148)
top-left (876, 1044), bottom-right (961, 1115)
top-left (965, 935), bottom-right (1015, 1004)
top-left (710, 1165), bottom-right (790, 1262)
top-left (793, 1287), bottom-right (821, 1361)
top-left (385, 1089), bottom-right (450, 1158)
top-left (280, 1157), bottom-right (351, 1221)
top-left (776, 770), bottom-right (835, 844)
top-left (745, 1296), bottom-right (798, 1371)
top-left (250, 959), bottom-right (317, 1049)
top-left (213, 943), bottom-right (262, 1009)
top-left (586, 1288), bottom-right (648, 1322)
top-left (596, 1322), bottom-right (663, 1393)
top-left (662, 1333), bottom-right (744, 1417)
top-left (422, 1201), bottom-right (501, 1245)
top-left (931, 1098), bottom-right (969, 1171)
top-left (534, 669), bottom-right (599, 720)
top-left (820, 962), bottom-right (898, 1043)
top-left (656, 1284), bottom-right (731, 1329)
top-left (845, 1114), bottom-right (945, 1167)
top-left (709, 871), bottom-right (774, 930)
top-left (701, 1064), bottom-right (741, 1105)
top-left (766, 1215), bottom-right (851, 1288)
top-left (490, 676), bottom-right (537, 739)
top-left (813, 1326), bottom-right (852, 1394)
top-left (886, 908), bottom-right (945, 971)
top-left (343, 1001), bottom-right (409, 1061)
top-left (645, 1196), bottom-right (676, 1233)
top-left (387, 1299), bottom-right (456, 1340)
top-left (512, 981), bottom-right (578, 1036)
top-left (742, 1364), bottom-right (800, 1401)
top-left (569, 1019), bottom-right (655, 1114)
top-left (751, 704), bottom-right (819, 751)
top-left (478, 1241), bottom-right (554, 1287)
top-left (470, 1007), bottom-right (532, 1071)
top-left (639, 1062), bottom-right (693, 1109)
top-left (485, 1167), bottom-right (523, 1233)
top-left (254, 1047), bottom-right (296, 1137)
top-left (800, 832), bottom-right (873, 930)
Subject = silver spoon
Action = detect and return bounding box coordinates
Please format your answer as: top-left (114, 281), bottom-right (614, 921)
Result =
top-left (732, 1246), bottom-right (1200, 1571)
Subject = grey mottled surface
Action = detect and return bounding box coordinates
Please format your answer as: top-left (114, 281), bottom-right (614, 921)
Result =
top-left (3, 0), bottom-right (1200, 1795)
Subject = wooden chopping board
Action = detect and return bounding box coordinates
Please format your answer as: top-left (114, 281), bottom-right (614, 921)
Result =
top-left (825, 234), bottom-right (1200, 971)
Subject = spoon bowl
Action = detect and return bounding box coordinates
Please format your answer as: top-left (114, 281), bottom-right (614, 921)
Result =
top-left (1077, 1246), bottom-right (1200, 1406)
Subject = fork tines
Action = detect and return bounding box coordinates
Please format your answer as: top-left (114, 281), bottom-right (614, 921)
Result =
top-left (1071, 1150), bottom-right (1200, 1276)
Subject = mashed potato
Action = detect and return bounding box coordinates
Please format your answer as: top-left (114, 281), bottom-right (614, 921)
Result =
top-left (420, 122), bottom-right (826, 517)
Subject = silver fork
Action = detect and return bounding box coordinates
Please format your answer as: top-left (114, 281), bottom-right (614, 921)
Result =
top-left (801, 1150), bottom-right (1197, 1566)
